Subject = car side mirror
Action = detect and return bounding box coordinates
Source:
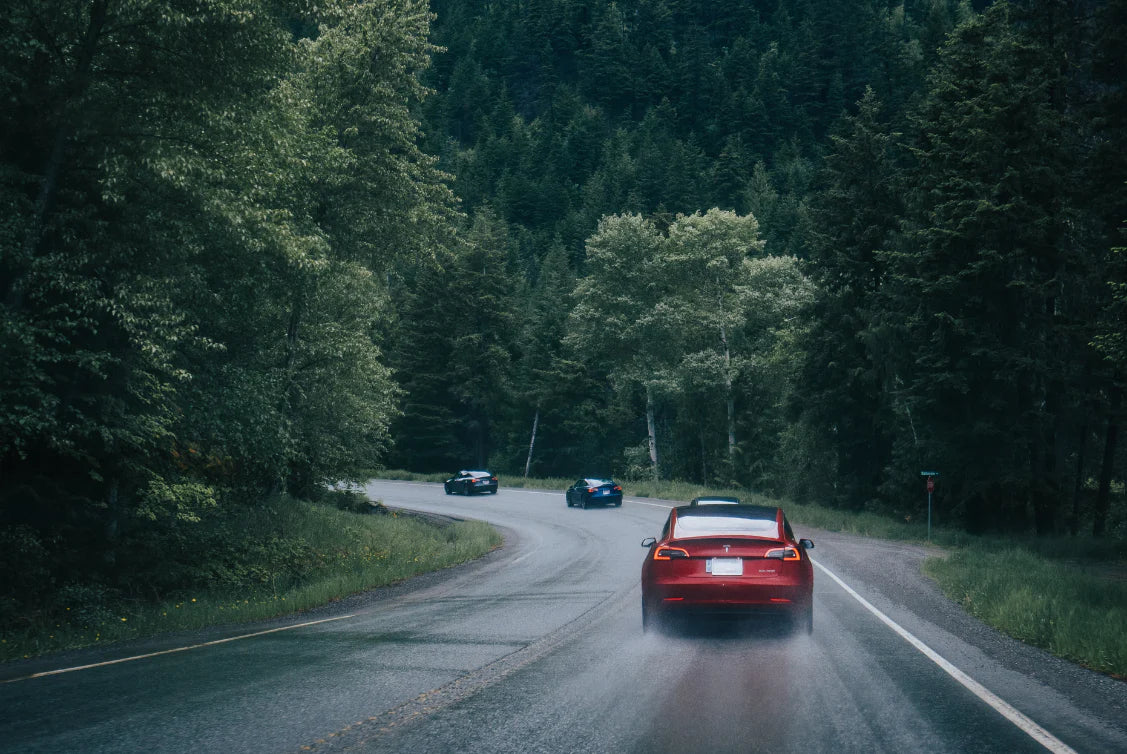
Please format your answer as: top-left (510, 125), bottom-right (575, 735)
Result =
top-left (640, 537), bottom-right (656, 548)
top-left (800, 538), bottom-right (814, 550)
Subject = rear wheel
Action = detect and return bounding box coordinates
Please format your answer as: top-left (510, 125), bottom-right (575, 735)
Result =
top-left (796, 603), bottom-right (813, 635)
top-left (580, 495), bottom-right (587, 510)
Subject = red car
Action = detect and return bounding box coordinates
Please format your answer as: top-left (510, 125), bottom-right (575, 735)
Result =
top-left (640, 504), bottom-right (814, 634)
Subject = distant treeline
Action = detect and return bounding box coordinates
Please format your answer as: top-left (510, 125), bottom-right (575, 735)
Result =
top-left (1, 0), bottom-right (1124, 610)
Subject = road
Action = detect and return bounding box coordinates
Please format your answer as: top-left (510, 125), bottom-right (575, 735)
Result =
top-left (1, 480), bottom-right (1124, 753)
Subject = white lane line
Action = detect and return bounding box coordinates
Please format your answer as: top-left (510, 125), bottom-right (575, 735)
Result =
top-left (2, 614), bottom-right (355, 684)
top-left (813, 560), bottom-right (1075, 754)
top-left (627, 500), bottom-right (673, 508)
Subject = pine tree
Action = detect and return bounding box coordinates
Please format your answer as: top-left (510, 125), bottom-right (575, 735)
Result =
top-left (887, 3), bottom-right (1089, 532)
top-left (793, 87), bottom-right (902, 509)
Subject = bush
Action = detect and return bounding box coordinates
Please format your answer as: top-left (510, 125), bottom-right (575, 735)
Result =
top-left (0, 526), bottom-right (53, 606)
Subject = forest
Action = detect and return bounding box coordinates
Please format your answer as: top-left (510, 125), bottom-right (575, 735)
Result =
top-left (1, 0), bottom-right (1125, 613)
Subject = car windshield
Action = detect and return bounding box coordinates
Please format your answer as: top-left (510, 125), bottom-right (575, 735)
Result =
top-left (694, 496), bottom-right (739, 504)
top-left (673, 509), bottom-right (778, 539)
top-left (585, 478), bottom-right (613, 486)
top-left (467, 471), bottom-right (490, 478)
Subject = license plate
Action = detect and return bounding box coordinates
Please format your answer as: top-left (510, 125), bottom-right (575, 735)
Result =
top-left (707, 558), bottom-right (743, 576)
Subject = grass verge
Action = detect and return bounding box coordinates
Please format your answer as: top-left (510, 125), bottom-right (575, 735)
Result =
top-left (0, 494), bottom-right (501, 663)
top-left (923, 549), bottom-right (1127, 678)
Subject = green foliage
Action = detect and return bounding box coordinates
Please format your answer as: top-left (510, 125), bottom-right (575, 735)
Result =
top-left (564, 209), bottom-right (810, 484)
top-left (0, 495), bottom-right (501, 660)
top-left (1, 0), bottom-right (457, 601)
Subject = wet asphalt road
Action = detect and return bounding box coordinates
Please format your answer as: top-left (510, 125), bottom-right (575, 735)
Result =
top-left (1, 480), bottom-right (1125, 753)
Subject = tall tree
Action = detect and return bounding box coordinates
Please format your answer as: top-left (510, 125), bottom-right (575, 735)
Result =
top-left (389, 207), bottom-right (518, 471)
top-left (886, 2), bottom-right (1092, 532)
top-left (792, 87), bottom-right (902, 509)
top-left (567, 213), bottom-right (675, 480)
top-left (664, 209), bottom-right (766, 474)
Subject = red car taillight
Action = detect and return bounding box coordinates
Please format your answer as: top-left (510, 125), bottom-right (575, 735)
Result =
top-left (654, 546), bottom-right (690, 560)
top-left (613, 485), bottom-right (622, 492)
top-left (765, 546), bottom-right (800, 561)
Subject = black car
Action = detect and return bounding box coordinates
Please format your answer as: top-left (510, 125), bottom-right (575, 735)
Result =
top-left (444, 470), bottom-right (498, 495)
top-left (566, 478), bottom-right (623, 508)
top-left (689, 495), bottom-right (741, 506)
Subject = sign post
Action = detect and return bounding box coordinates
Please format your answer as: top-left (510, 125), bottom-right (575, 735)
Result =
top-left (920, 471), bottom-right (939, 541)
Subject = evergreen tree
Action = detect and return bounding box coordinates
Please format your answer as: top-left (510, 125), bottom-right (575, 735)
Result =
top-left (887, 2), bottom-right (1091, 532)
top-left (389, 207), bottom-right (518, 470)
top-left (792, 88), bottom-right (902, 509)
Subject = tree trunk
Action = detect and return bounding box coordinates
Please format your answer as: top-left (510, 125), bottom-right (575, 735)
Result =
top-left (723, 325), bottom-right (736, 466)
top-left (1069, 360), bottom-right (1094, 536)
top-left (524, 407), bottom-right (539, 478)
top-left (103, 474), bottom-right (120, 566)
top-left (1093, 382), bottom-right (1122, 537)
top-left (1033, 378), bottom-right (1059, 536)
top-left (700, 427), bottom-right (708, 484)
top-left (1069, 414), bottom-right (1089, 537)
top-left (646, 382), bottom-right (659, 482)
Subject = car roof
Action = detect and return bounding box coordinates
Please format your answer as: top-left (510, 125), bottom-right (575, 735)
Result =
top-left (690, 495), bottom-right (740, 505)
top-left (676, 504), bottom-right (778, 519)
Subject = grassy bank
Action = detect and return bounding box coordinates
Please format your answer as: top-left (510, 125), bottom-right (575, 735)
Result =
top-left (0, 493), bottom-right (500, 663)
top-left (923, 548), bottom-right (1127, 678)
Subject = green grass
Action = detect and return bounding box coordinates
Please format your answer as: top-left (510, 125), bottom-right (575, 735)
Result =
top-left (924, 549), bottom-right (1127, 678)
top-left (0, 495), bottom-right (501, 662)
top-left (363, 468), bottom-right (451, 483)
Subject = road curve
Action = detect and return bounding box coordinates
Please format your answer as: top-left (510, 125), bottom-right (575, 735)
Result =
top-left (0, 481), bottom-right (1124, 753)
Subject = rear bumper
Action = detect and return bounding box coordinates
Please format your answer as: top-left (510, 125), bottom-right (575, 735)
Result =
top-left (643, 580), bottom-right (810, 615)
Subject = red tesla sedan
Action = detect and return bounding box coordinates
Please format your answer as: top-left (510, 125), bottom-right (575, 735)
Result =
top-left (640, 504), bottom-right (814, 633)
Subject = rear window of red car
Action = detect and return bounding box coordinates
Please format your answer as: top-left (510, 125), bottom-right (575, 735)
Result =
top-left (673, 508), bottom-right (779, 539)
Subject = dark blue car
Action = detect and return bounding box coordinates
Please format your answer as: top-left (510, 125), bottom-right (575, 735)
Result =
top-left (444, 470), bottom-right (498, 495)
top-left (565, 478), bottom-right (622, 508)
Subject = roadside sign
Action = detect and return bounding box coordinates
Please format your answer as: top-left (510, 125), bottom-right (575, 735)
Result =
top-left (920, 471), bottom-right (939, 541)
